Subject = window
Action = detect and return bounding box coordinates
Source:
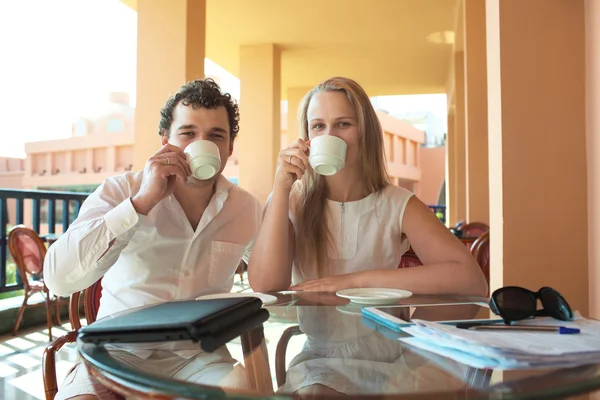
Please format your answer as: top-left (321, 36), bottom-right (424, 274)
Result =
top-left (74, 119), bottom-right (88, 136)
top-left (106, 118), bottom-right (124, 132)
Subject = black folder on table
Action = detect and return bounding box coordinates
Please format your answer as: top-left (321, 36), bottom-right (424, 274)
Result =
top-left (78, 297), bottom-right (268, 352)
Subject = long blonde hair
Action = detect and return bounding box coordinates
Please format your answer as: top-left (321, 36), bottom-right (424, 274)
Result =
top-left (294, 77), bottom-right (390, 276)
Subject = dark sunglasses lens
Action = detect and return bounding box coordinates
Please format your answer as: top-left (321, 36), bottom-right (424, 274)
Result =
top-left (540, 288), bottom-right (574, 321)
top-left (494, 288), bottom-right (536, 321)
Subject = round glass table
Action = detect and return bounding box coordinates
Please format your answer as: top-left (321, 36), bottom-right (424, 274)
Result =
top-left (77, 292), bottom-right (600, 399)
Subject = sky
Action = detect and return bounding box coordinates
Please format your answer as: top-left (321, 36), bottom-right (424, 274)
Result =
top-left (0, 0), bottom-right (445, 158)
top-left (0, 0), bottom-right (137, 158)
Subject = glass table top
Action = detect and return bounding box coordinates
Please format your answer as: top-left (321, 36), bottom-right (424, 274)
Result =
top-left (77, 292), bottom-right (600, 399)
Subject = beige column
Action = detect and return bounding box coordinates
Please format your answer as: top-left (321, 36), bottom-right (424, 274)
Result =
top-left (85, 149), bottom-right (93, 173)
top-left (46, 153), bottom-right (53, 175)
top-left (454, 51), bottom-right (467, 224)
top-left (133, 0), bottom-right (206, 170)
top-left (586, 0), bottom-right (600, 320)
top-left (487, 0), bottom-right (588, 314)
top-left (446, 112), bottom-right (457, 226)
top-left (464, 0), bottom-right (489, 224)
top-left (65, 151), bottom-right (72, 174)
top-left (286, 87), bottom-right (311, 147)
top-left (238, 44), bottom-right (281, 205)
top-left (24, 157), bottom-right (32, 180)
top-left (107, 146), bottom-right (116, 173)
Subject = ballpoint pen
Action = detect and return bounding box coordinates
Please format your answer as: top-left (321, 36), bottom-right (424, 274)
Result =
top-left (455, 323), bottom-right (580, 334)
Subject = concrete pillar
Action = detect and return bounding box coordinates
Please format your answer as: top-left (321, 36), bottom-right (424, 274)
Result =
top-left (238, 44), bottom-right (281, 205)
top-left (464, 0), bottom-right (489, 224)
top-left (133, 0), bottom-right (206, 170)
top-left (65, 151), bottom-right (72, 174)
top-left (107, 146), bottom-right (116, 173)
top-left (454, 52), bottom-right (467, 224)
top-left (585, 0), bottom-right (600, 320)
top-left (85, 149), bottom-right (93, 173)
top-left (486, 0), bottom-right (588, 314)
top-left (446, 112), bottom-right (457, 226)
top-left (46, 153), bottom-right (53, 175)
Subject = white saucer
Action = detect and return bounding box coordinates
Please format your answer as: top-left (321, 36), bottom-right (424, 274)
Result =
top-left (196, 292), bottom-right (278, 306)
top-left (336, 303), bottom-right (364, 316)
top-left (335, 288), bottom-right (413, 305)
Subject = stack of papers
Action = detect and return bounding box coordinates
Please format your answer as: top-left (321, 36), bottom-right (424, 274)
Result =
top-left (399, 314), bottom-right (600, 369)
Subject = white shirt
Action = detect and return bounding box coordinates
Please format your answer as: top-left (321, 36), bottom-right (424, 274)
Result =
top-left (289, 184), bottom-right (414, 284)
top-left (44, 171), bottom-right (262, 322)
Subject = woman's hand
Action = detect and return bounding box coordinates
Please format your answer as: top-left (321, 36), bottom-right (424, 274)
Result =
top-left (274, 139), bottom-right (310, 190)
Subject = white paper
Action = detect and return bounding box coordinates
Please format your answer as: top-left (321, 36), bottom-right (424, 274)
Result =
top-left (397, 313), bottom-right (600, 369)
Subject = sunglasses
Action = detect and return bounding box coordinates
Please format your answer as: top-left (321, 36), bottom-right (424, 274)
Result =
top-left (489, 286), bottom-right (574, 324)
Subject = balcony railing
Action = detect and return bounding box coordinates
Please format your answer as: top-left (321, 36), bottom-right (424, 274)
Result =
top-left (0, 189), bottom-right (89, 294)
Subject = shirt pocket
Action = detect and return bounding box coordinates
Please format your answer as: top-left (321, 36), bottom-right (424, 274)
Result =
top-left (209, 241), bottom-right (247, 288)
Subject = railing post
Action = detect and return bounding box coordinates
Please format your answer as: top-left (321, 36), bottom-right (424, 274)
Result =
top-left (62, 199), bottom-right (70, 232)
top-left (74, 200), bottom-right (82, 218)
top-left (16, 198), bottom-right (24, 225)
top-left (48, 199), bottom-right (56, 234)
top-left (32, 198), bottom-right (41, 233)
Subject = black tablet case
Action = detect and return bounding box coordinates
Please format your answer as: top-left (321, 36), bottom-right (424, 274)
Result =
top-left (78, 297), bottom-right (265, 350)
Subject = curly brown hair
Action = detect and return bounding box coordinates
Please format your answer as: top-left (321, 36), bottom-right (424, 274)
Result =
top-left (158, 78), bottom-right (240, 140)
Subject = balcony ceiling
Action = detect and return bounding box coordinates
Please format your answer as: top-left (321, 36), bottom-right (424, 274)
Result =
top-left (123, 0), bottom-right (458, 98)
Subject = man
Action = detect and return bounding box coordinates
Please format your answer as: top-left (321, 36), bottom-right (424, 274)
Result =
top-left (44, 79), bottom-right (261, 399)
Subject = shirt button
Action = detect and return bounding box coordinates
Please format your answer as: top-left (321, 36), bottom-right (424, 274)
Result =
top-left (122, 222), bottom-right (129, 228)
top-left (184, 271), bottom-right (190, 277)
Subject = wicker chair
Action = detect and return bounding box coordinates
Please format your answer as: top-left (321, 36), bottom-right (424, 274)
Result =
top-left (459, 222), bottom-right (489, 238)
top-left (42, 279), bottom-right (103, 400)
top-left (470, 231), bottom-right (490, 284)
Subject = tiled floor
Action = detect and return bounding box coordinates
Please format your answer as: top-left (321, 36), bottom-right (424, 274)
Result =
top-left (0, 322), bottom-right (78, 400)
top-left (0, 274), bottom-right (304, 400)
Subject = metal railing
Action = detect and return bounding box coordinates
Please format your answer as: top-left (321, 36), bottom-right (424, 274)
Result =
top-left (0, 189), bottom-right (89, 293)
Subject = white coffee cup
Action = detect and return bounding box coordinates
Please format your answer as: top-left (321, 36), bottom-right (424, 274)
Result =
top-left (184, 140), bottom-right (221, 180)
top-left (309, 135), bottom-right (347, 176)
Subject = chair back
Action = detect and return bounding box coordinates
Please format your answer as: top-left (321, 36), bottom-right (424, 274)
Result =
top-left (44, 278), bottom-right (103, 400)
top-left (85, 279), bottom-right (103, 324)
top-left (459, 222), bottom-right (489, 237)
top-left (8, 225), bottom-right (47, 284)
top-left (470, 231), bottom-right (490, 283)
top-left (69, 278), bottom-right (103, 331)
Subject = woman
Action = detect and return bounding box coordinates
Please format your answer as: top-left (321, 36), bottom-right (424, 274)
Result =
top-left (248, 77), bottom-right (487, 296)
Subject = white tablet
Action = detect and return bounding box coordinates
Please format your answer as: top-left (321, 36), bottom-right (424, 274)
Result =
top-left (362, 302), bottom-right (500, 331)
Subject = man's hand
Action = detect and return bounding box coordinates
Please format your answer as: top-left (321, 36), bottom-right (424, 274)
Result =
top-left (131, 144), bottom-right (191, 215)
top-left (290, 273), bottom-right (359, 293)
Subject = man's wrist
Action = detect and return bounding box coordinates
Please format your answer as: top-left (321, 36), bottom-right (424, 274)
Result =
top-left (131, 196), bottom-right (154, 215)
